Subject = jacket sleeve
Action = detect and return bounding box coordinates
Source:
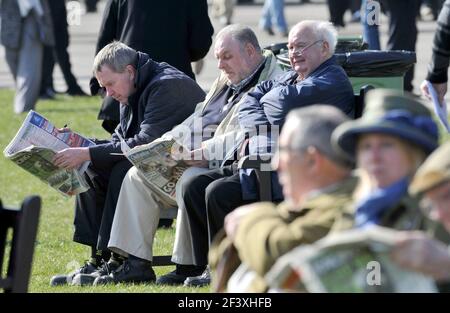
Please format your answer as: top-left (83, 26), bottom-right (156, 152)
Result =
top-left (186, 0), bottom-right (214, 62)
top-left (128, 81), bottom-right (201, 148)
top-left (234, 203), bottom-right (339, 276)
top-left (238, 80), bottom-right (276, 132)
top-left (427, 0), bottom-right (450, 83)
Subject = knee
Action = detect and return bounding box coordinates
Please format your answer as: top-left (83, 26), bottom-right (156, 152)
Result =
top-left (205, 179), bottom-right (227, 207)
top-left (181, 174), bottom-right (203, 199)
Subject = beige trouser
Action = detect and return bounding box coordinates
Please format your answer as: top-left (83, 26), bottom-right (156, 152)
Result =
top-left (108, 166), bottom-right (210, 264)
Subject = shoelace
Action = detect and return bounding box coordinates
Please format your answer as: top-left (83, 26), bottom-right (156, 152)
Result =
top-left (78, 261), bottom-right (97, 274)
top-left (98, 260), bottom-right (116, 275)
top-left (115, 260), bottom-right (130, 274)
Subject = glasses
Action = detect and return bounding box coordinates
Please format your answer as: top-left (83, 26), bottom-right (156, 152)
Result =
top-left (288, 40), bottom-right (323, 57)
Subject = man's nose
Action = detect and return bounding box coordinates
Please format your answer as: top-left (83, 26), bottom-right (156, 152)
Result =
top-left (218, 59), bottom-right (225, 69)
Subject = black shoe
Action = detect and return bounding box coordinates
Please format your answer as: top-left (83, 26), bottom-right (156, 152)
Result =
top-left (72, 259), bottom-right (121, 286)
top-left (66, 86), bottom-right (88, 96)
top-left (93, 259), bottom-right (156, 285)
top-left (50, 261), bottom-right (98, 286)
top-left (184, 267), bottom-right (211, 287)
top-left (156, 264), bottom-right (205, 286)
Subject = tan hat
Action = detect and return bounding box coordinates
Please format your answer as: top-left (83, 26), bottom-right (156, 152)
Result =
top-left (409, 141), bottom-right (450, 195)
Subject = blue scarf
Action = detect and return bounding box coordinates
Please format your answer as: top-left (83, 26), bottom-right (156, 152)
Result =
top-left (354, 177), bottom-right (409, 228)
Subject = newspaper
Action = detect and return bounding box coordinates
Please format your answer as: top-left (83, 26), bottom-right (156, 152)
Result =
top-left (124, 137), bottom-right (189, 207)
top-left (265, 226), bottom-right (438, 293)
top-left (425, 80), bottom-right (450, 132)
top-left (3, 110), bottom-right (95, 196)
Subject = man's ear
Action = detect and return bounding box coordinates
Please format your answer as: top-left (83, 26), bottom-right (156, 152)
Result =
top-left (245, 43), bottom-right (256, 57)
top-left (322, 41), bottom-right (330, 57)
top-left (126, 65), bottom-right (136, 80)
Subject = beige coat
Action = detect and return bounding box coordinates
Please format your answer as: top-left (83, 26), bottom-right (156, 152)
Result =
top-left (165, 50), bottom-right (284, 164)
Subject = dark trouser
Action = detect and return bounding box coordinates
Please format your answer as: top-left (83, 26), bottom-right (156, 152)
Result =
top-left (383, 0), bottom-right (421, 91)
top-left (182, 165), bottom-right (253, 266)
top-left (327, 0), bottom-right (350, 27)
top-left (41, 44), bottom-right (80, 93)
top-left (85, 0), bottom-right (98, 12)
top-left (53, 39), bottom-right (80, 91)
top-left (73, 159), bottom-right (132, 251)
top-left (41, 46), bottom-right (55, 93)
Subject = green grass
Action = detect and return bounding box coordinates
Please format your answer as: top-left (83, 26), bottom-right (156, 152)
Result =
top-left (0, 89), bottom-right (208, 293)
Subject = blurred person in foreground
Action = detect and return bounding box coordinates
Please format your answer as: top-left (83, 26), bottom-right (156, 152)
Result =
top-left (208, 105), bottom-right (356, 292)
top-left (331, 89), bottom-right (439, 231)
top-left (390, 141), bottom-right (450, 292)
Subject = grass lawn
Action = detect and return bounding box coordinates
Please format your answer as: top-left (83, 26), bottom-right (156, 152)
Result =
top-left (0, 89), bottom-right (208, 293)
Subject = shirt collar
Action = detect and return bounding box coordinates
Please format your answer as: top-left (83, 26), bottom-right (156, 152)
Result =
top-left (229, 57), bottom-right (266, 94)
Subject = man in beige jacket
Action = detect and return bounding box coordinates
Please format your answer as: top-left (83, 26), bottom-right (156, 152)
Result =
top-left (74, 24), bottom-right (283, 286)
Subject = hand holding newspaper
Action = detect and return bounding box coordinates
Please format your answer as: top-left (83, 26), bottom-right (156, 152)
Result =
top-left (265, 226), bottom-right (437, 293)
top-left (3, 111), bottom-right (95, 196)
top-left (425, 80), bottom-right (450, 132)
top-left (121, 136), bottom-right (190, 207)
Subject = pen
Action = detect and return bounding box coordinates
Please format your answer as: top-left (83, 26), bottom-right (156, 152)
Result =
top-left (63, 124), bottom-right (68, 128)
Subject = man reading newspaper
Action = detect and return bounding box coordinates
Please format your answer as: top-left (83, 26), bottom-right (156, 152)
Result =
top-left (76, 25), bottom-right (284, 286)
top-left (4, 110), bottom-right (94, 196)
top-left (49, 42), bottom-right (205, 286)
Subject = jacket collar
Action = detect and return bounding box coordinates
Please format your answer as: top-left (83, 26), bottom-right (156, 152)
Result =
top-left (295, 55), bottom-right (337, 82)
top-left (127, 52), bottom-right (155, 104)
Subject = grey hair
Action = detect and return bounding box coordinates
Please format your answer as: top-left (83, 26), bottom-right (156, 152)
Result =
top-left (290, 20), bottom-right (338, 56)
top-left (215, 24), bottom-right (262, 52)
top-left (284, 105), bottom-right (352, 168)
top-left (93, 41), bottom-right (137, 74)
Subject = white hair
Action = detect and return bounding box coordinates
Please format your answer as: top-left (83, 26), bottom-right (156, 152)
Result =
top-left (290, 20), bottom-right (338, 56)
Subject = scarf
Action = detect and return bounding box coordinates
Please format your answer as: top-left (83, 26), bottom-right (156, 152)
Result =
top-left (354, 177), bottom-right (409, 228)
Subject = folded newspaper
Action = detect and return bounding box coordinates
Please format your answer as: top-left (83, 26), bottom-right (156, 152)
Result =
top-left (425, 80), bottom-right (450, 133)
top-left (265, 226), bottom-right (437, 293)
top-left (123, 137), bottom-right (189, 207)
top-left (3, 111), bottom-right (94, 196)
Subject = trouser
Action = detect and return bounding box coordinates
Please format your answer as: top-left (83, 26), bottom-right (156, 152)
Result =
top-left (108, 166), bottom-right (210, 263)
top-left (361, 0), bottom-right (381, 50)
top-left (383, 0), bottom-right (420, 91)
top-left (5, 14), bottom-right (43, 114)
top-left (41, 40), bottom-right (79, 92)
top-left (182, 166), bottom-right (252, 266)
top-left (41, 46), bottom-right (55, 93)
top-left (259, 0), bottom-right (288, 33)
top-left (73, 159), bottom-right (132, 251)
top-left (327, 0), bottom-right (350, 27)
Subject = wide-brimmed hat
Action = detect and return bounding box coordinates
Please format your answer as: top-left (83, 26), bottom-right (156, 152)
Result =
top-left (332, 89), bottom-right (439, 160)
top-left (409, 141), bottom-right (450, 195)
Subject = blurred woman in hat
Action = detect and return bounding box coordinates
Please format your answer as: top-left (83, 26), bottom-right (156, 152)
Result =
top-left (331, 89), bottom-right (439, 231)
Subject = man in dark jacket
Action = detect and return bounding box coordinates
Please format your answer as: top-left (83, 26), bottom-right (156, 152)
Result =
top-left (91, 0), bottom-right (214, 133)
top-left (50, 42), bottom-right (205, 286)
